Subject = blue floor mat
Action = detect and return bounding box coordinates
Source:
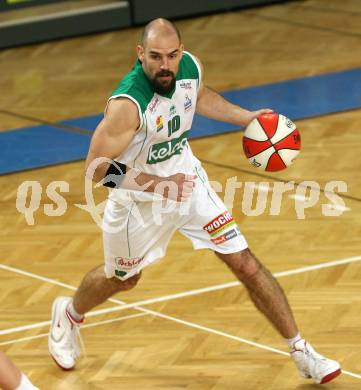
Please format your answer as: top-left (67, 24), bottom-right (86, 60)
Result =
top-left (0, 126), bottom-right (91, 175)
top-left (1, 67), bottom-right (360, 175)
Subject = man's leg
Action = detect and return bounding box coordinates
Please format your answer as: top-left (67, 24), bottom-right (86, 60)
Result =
top-left (215, 248), bottom-right (297, 338)
top-left (72, 265), bottom-right (141, 315)
top-left (216, 247), bottom-right (341, 384)
top-left (0, 352), bottom-right (39, 390)
top-left (49, 266), bottom-right (141, 370)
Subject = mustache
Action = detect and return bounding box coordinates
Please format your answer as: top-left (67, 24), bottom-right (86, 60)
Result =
top-left (156, 70), bottom-right (175, 78)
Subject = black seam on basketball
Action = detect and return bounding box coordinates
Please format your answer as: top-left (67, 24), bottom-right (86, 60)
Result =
top-left (273, 114), bottom-right (282, 159)
top-left (256, 114), bottom-right (285, 161)
top-left (256, 117), bottom-right (272, 142)
top-left (256, 116), bottom-right (284, 165)
top-left (273, 129), bottom-right (300, 147)
top-left (265, 152), bottom-right (286, 171)
top-left (243, 137), bottom-right (271, 143)
top-left (245, 145), bottom-right (275, 159)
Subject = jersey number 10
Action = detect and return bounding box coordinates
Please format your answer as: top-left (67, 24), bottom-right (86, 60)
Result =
top-left (168, 115), bottom-right (181, 137)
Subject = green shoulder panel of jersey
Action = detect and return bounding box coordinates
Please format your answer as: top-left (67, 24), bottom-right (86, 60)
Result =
top-left (110, 52), bottom-right (200, 112)
top-left (177, 51), bottom-right (200, 81)
top-left (111, 60), bottom-right (154, 113)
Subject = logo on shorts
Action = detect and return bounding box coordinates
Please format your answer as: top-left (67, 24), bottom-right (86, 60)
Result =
top-left (203, 211), bottom-right (235, 236)
top-left (115, 257), bottom-right (144, 271)
top-left (203, 212), bottom-right (240, 244)
top-left (211, 228), bottom-right (239, 245)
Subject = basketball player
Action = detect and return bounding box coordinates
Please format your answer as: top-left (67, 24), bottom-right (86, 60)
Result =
top-left (49, 18), bottom-right (341, 384)
top-left (0, 352), bottom-right (39, 390)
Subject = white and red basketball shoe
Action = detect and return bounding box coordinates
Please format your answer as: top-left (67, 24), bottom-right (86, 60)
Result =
top-left (291, 339), bottom-right (341, 384)
top-left (48, 297), bottom-right (83, 370)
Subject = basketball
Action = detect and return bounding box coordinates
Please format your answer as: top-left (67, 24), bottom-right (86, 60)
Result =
top-left (242, 113), bottom-right (301, 171)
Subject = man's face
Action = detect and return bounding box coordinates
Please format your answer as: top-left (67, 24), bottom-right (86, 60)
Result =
top-left (137, 34), bottom-right (183, 94)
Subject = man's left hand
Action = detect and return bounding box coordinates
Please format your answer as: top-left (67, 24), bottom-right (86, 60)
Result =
top-left (244, 108), bottom-right (273, 126)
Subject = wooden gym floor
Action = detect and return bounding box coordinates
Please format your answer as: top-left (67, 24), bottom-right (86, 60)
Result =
top-left (0, 0), bottom-right (361, 388)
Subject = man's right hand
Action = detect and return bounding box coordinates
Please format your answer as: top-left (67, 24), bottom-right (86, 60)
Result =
top-left (123, 170), bottom-right (197, 202)
top-left (155, 173), bottom-right (197, 202)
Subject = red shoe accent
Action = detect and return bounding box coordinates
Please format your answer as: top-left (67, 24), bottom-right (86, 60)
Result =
top-left (290, 348), bottom-right (304, 354)
top-left (65, 308), bottom-right (84, 325)
top-left (51, 355), bottom-right (75, 371)
top-left (290, 340), bottom-right (306, 354)
top-left (320, 368), bottom-right (342, 384)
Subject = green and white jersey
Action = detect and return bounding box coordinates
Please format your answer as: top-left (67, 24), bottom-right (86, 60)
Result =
top-left (107, 51), bottom-right (202, 201)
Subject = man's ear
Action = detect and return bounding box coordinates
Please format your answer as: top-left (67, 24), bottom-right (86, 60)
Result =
top-left (136, 45), bottom-right (144, 63)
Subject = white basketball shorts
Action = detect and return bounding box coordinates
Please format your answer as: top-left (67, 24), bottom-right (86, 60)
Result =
top-left (103, 165), bottom-right (248, 280)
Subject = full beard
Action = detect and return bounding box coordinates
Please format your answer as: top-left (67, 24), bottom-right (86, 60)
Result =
top-left (151, 70), bottom-right (176, 94)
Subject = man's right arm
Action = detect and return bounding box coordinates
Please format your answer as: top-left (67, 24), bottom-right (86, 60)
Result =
top-left (85, 98), bottom-right (196, 201)
top-left (85, 97), bottom-right (138, 182)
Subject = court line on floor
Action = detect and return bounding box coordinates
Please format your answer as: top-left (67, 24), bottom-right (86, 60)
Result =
top-left (1, 300), bottom-right (360, 381)
top-left (0, 109), bottom-right (93, 136)
top-left (1, 254), bottom-right (361, 336)
top-left (293, 3), bottom-right (361, 17)
top-left (0, 264), bottom-right (152, 335)
top-left (200, 158), bottom-right (361, 203)
top-left (0, 312), bottom-right (148, 347)
top-left (245, 10), bottom-right (361, 39)
top-left (1, 257), bottom-right (361, 380)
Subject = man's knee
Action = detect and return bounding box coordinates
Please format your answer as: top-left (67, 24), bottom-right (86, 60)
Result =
top-left (216, 248), bottom-right (261, 278)
top-left (111, 272), bottom-right (142, 291)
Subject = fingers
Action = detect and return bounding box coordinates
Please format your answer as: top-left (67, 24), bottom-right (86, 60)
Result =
top-left (179, 181), bottom-right (194, 201)
top-left (157, 173), bottom-right (197, 202)
top-left (177, 175), bottom-right (197, 202)
top-left (184, 174), bottom-right (197, 181)
top-left (258, 108), bottom-right (274, 115)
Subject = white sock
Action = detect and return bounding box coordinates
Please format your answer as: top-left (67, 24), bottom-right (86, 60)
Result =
top-left (15, 373), bottom-right (39, 390)
top-left (66, 300), bottom-right (84, 323)
top-left (286, 333), bottom-right (303, 350)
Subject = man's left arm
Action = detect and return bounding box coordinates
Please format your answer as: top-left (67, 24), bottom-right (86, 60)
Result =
top-left (195, 57), bottom-right (271, 126)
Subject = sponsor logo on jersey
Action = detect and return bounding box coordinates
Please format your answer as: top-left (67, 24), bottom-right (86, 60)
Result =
top-left (203, 211), bottom-right (235, 236)
top-left (156, 115), bottom-right (164, 131)
top-left (180, 80), bottom-right (192, 89)
top-left (149, 97), bottom-right (160, 113)
top-left (169, 104), bottom-right (176, 116)
top-left (184, 94), bottom-right (192, 112)
top-left (147, 131), bottom-right (189, 164)
top-left (211, 228), bottom-right (238, 245)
